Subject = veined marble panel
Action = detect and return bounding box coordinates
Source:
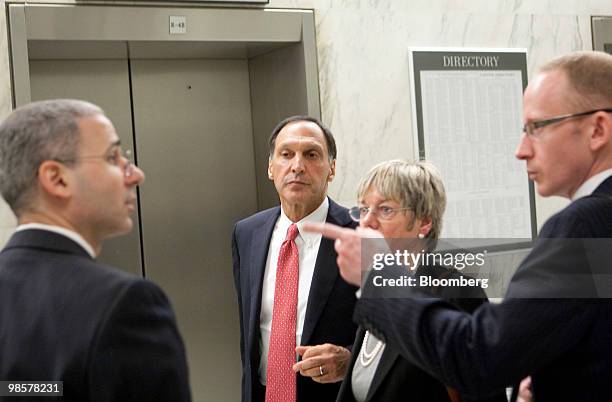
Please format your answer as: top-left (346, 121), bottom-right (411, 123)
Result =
top-left (315, 9), bottom-right (592, 212)
top-left (0, 0), bottom-right (610, 232)
top-left (269, 0), bottom-right (612, 15)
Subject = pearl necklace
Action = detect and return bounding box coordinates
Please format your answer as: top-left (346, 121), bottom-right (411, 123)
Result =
top-left (359, 331), bottom-right (384, 367)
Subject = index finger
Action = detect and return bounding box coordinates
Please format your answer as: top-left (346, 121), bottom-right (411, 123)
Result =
top-left (299, 344), bottom-right (329, 360)
top-left (302, 222), bottom-right (355, 240)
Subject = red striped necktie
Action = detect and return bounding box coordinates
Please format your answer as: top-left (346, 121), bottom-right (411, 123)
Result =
top-left (265, 223), bottom-right (300, 402)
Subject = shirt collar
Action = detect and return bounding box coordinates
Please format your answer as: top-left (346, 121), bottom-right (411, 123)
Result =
top-left (279, 197), bottom-right (329, 245)
top-left (571, 168), bottom-right (612, 201)
top-left (15, 223), bottom-right (96, 258)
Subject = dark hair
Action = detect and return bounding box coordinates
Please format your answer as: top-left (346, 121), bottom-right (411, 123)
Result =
top-left (268, 115), bottom-right (337, 162)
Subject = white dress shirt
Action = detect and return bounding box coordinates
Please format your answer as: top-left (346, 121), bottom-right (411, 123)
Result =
top-left (571, 168), bottom-right (612, 201)
top-left (259, 197), bottom-right (329, 385)
top-left (15, 223), bottom-right (96, 258)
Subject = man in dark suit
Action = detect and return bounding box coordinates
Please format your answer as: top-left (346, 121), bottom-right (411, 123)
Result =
top-left (232, 116), bottom-right (358, 402)
top-left (0, 99), bottom-right (191, 401)
top-left (307, 51), bottom-right (612, 402)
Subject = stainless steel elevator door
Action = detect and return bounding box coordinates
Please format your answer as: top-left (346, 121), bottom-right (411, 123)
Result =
top-left (29, 59), bottom-right (143, 277)
top-left (130, 59), bottom-right (258, 401)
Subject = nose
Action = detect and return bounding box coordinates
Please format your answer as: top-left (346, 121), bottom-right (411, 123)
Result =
top-left (125, 164), bottom-right (145, 186)
top-left (291, 154), bottom-right (305, 173)
top-left (515, 132), bottom-right (533, 160)
top-left (360, 209), bottom-right (379, 230)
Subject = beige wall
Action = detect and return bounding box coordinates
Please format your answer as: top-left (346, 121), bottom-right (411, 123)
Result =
top-left (1, 0), bottom-right (611, 244)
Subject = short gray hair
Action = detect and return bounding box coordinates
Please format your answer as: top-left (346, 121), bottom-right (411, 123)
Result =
top-left (539, 51), bottom-right (612, 110)
top-left (0, 99), bottom-right (103, 215)
top-left (357, 160), bottom-right (446, 245)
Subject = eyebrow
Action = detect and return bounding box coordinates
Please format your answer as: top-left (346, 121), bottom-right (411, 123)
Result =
top-left (103, 139), bottom-right (122, 154)
top-left (360, 199), bottom-right (392, 206)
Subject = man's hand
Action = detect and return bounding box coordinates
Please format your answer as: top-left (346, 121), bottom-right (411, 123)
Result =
top-left (303, 222), bottom-right (383, 286)
top-left (517, 376), bottom-right (533, 402)
top-left (292, 343), bottom-right (351, 383)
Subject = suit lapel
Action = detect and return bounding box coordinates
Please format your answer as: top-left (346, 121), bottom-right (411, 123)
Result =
top-left (593, 175), bottom-right (612, 197)
top-left (345, 327), bottom-right (400, 402)
top-left (337, 327), bottom-right (365, 402)
top-left (247, 208), bottom-right (280, 366)
top-left (300, 235), bottom-right (337, 346)
top-left (301, 199), bottom-right (352, 346)
top-left (364, 342), bottom-right (399, 401)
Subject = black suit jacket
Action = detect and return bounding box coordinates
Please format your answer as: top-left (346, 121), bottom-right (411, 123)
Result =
top-left (232, 198), bottom-right (359, 402)
top-left (0, 229), bottom-right (191, 402)
top-left (337, 266), bottom-right (506, 402)
top-left (353, 177), bottom-right (612, 401)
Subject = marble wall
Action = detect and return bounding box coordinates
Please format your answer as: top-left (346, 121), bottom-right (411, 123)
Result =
top-left (0, 0), bottom-right (610, 244)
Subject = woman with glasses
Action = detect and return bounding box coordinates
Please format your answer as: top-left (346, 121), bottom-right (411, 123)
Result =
top-left (335, 160), bottom-right (507, 402)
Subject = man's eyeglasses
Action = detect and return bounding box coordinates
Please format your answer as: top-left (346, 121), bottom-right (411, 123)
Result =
top-left (522, 108), bottom-right (612, 137)
top-left (349, 205), bottom-right (411, 222)
top-left (56, 148), bottom-right (135, 177)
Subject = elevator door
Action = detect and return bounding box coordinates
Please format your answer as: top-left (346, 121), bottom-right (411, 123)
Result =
top-left (130, 58), bottom-right (256, 401)
top-left (28, 57), bottom-right (258, 401)
top-left (29, 59), bottom-right (142, 276)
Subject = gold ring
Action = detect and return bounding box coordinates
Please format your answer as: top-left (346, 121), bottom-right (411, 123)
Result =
top-left (319, 365), bottom-right (324, 376)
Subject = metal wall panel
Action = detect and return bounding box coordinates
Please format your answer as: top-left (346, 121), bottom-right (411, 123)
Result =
top-left (23, 5), bottom-right (302, 43)
top-left (130, 59), bottom-right (257, 401)
top-left (29, 59), bottom-right (143, 277)
top-left (247, 11), bottom-right (321, 210)
top-left (249, 42), bottom-right (310, 210)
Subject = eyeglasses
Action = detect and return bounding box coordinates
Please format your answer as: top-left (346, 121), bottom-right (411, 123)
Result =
top-left (57, 148), bottom-right (135, 177)
top-left (522, 108), bottom-right (612, 137)
top-left (349, 205), bottom-right (411, 222)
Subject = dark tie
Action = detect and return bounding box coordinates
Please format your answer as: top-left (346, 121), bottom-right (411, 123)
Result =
top-left (265, 223), bottom-right (300, 402)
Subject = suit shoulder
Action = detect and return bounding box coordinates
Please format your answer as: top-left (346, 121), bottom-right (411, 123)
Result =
top-left (234, 206), bottom-right (279, 229)
top-left (327, 198), bottom-right (357, 228)
top-left (61, 258), bottom-right (147, 303)
top-left (541, 194), bottom-right (612, 237)
top-left (106, 276), bottom-right (170, 310)
top-left (84, 258), bottom-right (139, 283)
top-left (90, 275), bottom-right (173, 347)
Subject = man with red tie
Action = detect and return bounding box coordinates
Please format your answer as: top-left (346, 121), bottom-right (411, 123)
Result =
top-left (232, 116), bottom-right (358, 402)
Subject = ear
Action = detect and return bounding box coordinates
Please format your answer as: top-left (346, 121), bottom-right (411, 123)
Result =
top-left (589, 112), bottom-right (611, 152)
top-left (37, 160), bottom-right (72, 200)
top-left (327, 159), bottom-right (336, 183)
top-left (267, 157), bottom-right (274, 181)
top-left (418, 216), bottom-right (433, 237)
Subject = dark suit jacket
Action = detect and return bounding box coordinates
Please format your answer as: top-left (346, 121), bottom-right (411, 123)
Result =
top-left (353, 177), bottom-right (612, 402)
top-left (337, 266), bottom-right (506, 402)
top-left (0, 229), bottom-right (191, 402)
top-left (232, 198), bottom-right (359, 402)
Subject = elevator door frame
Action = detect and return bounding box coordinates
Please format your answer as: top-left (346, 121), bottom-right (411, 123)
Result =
top-left (7, 3), bottom-right (321, 117)
top-left (6, 4), bottom-right (321, 401)
top-left (8, 3), bottom-right (321, 213)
